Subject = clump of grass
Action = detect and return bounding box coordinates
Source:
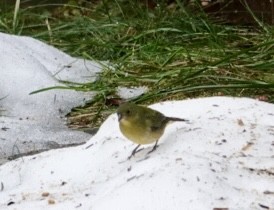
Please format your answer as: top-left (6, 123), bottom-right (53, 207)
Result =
top-left (1, 0), bottom-right (274, 128)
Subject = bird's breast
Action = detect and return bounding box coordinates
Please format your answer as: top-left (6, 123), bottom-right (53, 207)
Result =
top-left (119, 118), bottom-right (160, 145)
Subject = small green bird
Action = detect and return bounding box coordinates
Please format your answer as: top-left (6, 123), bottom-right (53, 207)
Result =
top-left (117, 102), bottom-right (188, 159)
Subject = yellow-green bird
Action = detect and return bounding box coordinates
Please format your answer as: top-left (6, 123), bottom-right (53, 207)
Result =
top-left (117, 102), bottom-right (188, 159)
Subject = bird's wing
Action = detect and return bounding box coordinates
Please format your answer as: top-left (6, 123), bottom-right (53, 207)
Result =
top-left (143, 110), bottom-right (167, 131)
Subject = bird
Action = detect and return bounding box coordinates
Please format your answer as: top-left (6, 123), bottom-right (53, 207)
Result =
top-left (117, 102), bottom-right (188, 159)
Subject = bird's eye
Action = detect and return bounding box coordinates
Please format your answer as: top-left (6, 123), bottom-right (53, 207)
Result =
top-left (126, 109), bottom-right (131, 115)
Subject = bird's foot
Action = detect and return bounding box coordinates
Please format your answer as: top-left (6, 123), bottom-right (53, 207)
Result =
top-left (128, 145), bottom-right (143, 159)
top-left (147, 144), bottom-right (159, 155)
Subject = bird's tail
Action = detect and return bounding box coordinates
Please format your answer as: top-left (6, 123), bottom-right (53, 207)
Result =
top-left (167, 117), bottom-right (189, 122)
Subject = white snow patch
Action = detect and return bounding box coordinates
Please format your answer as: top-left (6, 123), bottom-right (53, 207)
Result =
top-left (117, 86), bottom-right (148, 99)
top-left (0, 32), bottom-right (102, 162)
top-left (0, 97), bottom-right (273, 210)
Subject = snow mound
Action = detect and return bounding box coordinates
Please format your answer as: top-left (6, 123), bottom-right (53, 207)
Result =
top-left (0, 97), bottom-right (273, 210)
top-left (0, 32), bottom-right (102, 163)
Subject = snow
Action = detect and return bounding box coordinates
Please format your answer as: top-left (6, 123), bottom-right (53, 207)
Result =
top-left (0, 97), bottom-right (273, 210)
top-left (0, 32), bottom-right (102, 163)
top-left (117, 86), bottom-right (148, 99)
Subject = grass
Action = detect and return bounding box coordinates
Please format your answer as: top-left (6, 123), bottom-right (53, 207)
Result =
top-left (1, 0), bottom-right (274, 128)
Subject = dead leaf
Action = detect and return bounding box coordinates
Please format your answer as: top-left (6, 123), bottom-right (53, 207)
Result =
top-left (237, 119), bottom-right (244, 126)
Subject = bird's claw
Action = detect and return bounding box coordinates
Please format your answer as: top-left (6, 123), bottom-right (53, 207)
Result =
top-left (128, 146), bottom-right (143, 159)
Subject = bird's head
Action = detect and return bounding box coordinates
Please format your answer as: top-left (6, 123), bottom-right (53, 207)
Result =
top-left (117, 102), bottom-right (137, 122)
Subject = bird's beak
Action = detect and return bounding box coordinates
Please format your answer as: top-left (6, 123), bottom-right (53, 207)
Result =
top-left (117, 113), bottom-right (122, 121)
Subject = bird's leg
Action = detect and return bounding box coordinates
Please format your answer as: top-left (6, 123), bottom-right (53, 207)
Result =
top-left (147, 140), bottom-right (159, 154)
top-left (128, 144), bottom-right (143, 159)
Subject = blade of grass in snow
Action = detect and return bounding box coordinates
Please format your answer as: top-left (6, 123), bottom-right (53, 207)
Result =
top-left (12, 0), bottom-right (20, 31)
